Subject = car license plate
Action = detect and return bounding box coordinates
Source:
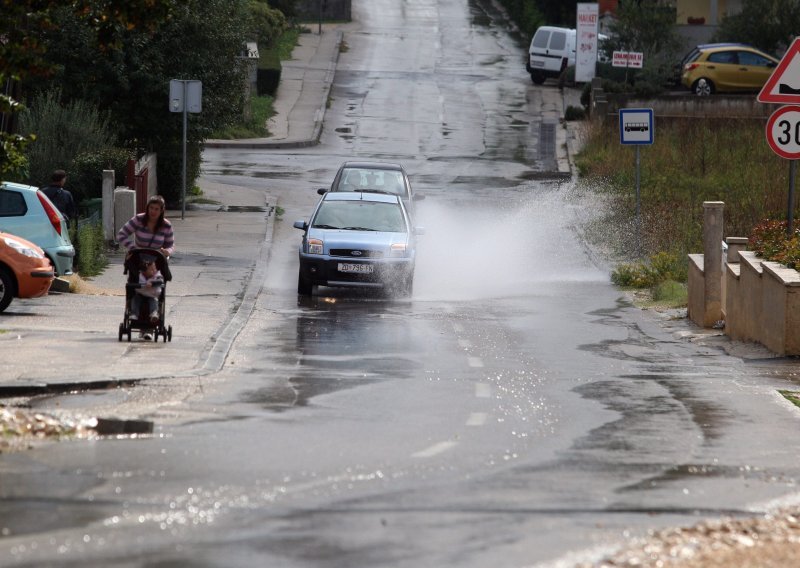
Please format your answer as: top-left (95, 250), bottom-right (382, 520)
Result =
top-left (338, 263), bottom-right (373, 274)
top-left (531, 60), bottom-right (544, 67)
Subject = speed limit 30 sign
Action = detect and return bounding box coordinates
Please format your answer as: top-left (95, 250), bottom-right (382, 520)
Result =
top-left (766, 105), bottom-right (800, 159)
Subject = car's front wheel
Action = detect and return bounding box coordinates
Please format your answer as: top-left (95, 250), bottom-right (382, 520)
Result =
top-left (692, 77), bottom-right (714, 96)
top-left (297, 271), bottom-right (313, 296)
top-left (0, 267), bottom-right (14, 312)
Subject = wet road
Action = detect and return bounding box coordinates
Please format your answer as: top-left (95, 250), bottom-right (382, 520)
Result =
top-left (3, 1), bottom-right (800, 567)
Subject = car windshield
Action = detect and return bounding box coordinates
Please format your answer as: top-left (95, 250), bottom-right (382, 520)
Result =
top-left (337, 168), bottom-right (406, 196)
top-left (312, 200), bottom-right (406, 232)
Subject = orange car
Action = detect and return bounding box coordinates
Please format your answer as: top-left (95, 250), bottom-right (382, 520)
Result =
top-left (0, 232), bottom-right (55, 312)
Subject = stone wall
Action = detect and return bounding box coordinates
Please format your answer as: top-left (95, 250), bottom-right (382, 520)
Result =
top-left (713, 250), bottom-right (800, 356)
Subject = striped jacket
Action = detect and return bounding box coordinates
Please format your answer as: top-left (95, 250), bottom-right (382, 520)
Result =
top-left (117, 213), bottom-right (175, 255)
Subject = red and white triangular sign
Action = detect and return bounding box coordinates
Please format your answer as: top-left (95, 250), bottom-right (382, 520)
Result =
top-left (759, 37), bottom-right (800, 103)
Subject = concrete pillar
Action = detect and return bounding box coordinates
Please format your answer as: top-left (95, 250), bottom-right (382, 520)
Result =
top-left (102, 170), bottom-right (115, 242)
top-left (726, 236), bottom-right (748, 263)
top-left (114, 187), bottom-right (136, 238)
top-left (703, 201), bottom-right (724, 326)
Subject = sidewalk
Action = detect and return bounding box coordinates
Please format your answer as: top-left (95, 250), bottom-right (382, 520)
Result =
top-left (204, 24), bottom-right (345, 149)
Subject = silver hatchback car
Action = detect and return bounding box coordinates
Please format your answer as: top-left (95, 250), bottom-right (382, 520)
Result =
top-left (293, 191), bottom-right (422, 297)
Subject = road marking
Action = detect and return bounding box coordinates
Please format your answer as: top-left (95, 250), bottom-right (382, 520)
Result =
top-left (412, 441), bottom-right (457, 458)
top-left (475, 383), bottom-right (492, 398)
top-left (458, 339), bottom-right (472, 349)
top-left (467, 356), bottom-right (483, 368)
top-left (466, 412), bottom-right (487, 426)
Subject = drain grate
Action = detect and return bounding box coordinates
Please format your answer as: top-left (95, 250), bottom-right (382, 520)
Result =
top-left (538, 120), bottom-right (556, 161)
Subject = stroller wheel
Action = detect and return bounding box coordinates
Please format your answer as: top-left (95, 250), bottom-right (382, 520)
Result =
top-left (167, 326), bottom-right (173, 342)
top-left (153, 329), bottom-right (159, 342)
top-left (118, 323), bottom-right (124, 342)
top-left (127, 329), bottom-right (132, 342)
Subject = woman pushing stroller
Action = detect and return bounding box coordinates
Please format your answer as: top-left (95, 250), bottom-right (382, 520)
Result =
top-left (117, 195), bottom-right (175, 342)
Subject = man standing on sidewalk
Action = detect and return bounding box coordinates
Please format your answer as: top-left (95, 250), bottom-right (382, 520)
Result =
top-left (42, 169), bottom-right (77, 222)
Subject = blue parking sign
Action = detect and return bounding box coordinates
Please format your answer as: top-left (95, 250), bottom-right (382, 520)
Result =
top-left (619, 108), bottom-right (654, 145)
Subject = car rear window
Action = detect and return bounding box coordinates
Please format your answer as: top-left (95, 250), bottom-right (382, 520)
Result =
top-left (0, 190), bottom-right (27, 217)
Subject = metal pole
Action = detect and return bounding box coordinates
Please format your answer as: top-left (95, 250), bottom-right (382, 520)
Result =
top-left (789, 160), bottom-right (797, 235)
top-left (635, 145), bottom-right (641, 218)
top-left (181, 81), bottom-right (187, 221)
top-left (318, 0), bottom-right (322, 34)
top-left (635, 145), bottom-right (642, 257)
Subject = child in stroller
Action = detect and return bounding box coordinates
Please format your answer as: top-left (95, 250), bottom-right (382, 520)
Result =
top-left (118, 248), bottom-right (173, 342)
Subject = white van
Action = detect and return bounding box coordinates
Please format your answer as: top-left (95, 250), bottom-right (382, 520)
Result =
top-left (526, 26), bottom-right (607, 85)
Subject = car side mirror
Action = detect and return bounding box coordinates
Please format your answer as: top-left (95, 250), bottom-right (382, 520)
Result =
top-left (413, 193), bottom-right (426, 201)
top-left (317, 188), bottom-right (328, 195)
top-left (293, 220), bottom-right (308, 231)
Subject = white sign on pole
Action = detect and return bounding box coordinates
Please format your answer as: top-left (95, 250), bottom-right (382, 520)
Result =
top-left (169, 79), bottom-right (202, 113)
top-left (576, 3), bottom-right (599, 83)
top-left (612, 51), bottom-right (643, 69)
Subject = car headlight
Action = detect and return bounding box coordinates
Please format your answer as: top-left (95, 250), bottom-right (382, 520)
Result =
top-left (308, 238), bottom-right (323, 255)
top-left (389, 243), bottom-right (408, 257)
top-left (3, 236), bottom-right (45, 258)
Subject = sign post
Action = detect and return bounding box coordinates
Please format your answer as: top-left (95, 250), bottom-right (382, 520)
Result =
top-left (576, 4), bottom-right (599, 83)
top-left (758, 37), bottom-right (800, 233)
top-left (619, 108), bottom-right (654, 253)
top-left (169, 79), bottom-right (202, 220)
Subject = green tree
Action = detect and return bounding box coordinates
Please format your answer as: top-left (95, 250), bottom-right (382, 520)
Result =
top-left (714, 0), bottom-right (800, 55)
top-left (249, 0), bottom-right (289, 47)
top-left (0, 0), bottom-right (174, 178)
top-left (24, 0), bottom-right (252, 204)
top-left (604, 0), bottom-right (682, 88)
top-left (18, 89), bottom-right (114, 191)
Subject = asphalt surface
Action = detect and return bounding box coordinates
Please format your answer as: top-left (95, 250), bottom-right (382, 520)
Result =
top-left (0, 23), bottom-right (580, 397)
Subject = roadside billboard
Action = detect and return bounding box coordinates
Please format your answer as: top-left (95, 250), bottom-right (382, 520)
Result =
top-left (576, 3), bottom-right (599, 83)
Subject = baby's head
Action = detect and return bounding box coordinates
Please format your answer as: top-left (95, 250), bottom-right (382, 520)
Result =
top-left (142, 259), bottom-right (157, 277)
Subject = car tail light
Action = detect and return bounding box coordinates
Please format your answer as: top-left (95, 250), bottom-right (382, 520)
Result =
top-left (684, 63), bottom-right (700, 71)
top-left (37, 191), bottom-right (62, 235)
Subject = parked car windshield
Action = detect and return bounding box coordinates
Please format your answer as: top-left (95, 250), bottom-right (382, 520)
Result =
top-left (336, 168), bottom-right (406, 197)
top-left (313, 200), bottom-right (406, 232)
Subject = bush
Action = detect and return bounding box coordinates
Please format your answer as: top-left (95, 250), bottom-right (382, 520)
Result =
top-left (749, 218), bottom-right (800, 269)
top-left (69, 148), bottom-right (132, 204)
top-left (18, 89), bottom-right (114, 189)
top-left (564, 105), bottom-right (586, 121)
top-left (611, 251), bottom-right (687, 288)
top-left (652, 279), bottom-right (688, 303)
top-left (69, 221), bottom-right (107, 277)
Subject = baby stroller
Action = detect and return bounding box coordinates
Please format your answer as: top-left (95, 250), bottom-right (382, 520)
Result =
top-left (118, 248), bottom-right (173, 342)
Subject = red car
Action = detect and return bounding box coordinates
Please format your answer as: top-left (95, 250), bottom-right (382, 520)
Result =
top-left (0, 232), bottom-right (55, 312)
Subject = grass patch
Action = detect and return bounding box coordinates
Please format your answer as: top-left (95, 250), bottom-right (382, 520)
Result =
top-left (779, 390), bottom-right (800, 409)
top-left (210, 95), bottom-right (274, 139)
top-left (576, 117), bottom-right (788, 263)
top-left (275, 206), bottom-right (285, 218)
